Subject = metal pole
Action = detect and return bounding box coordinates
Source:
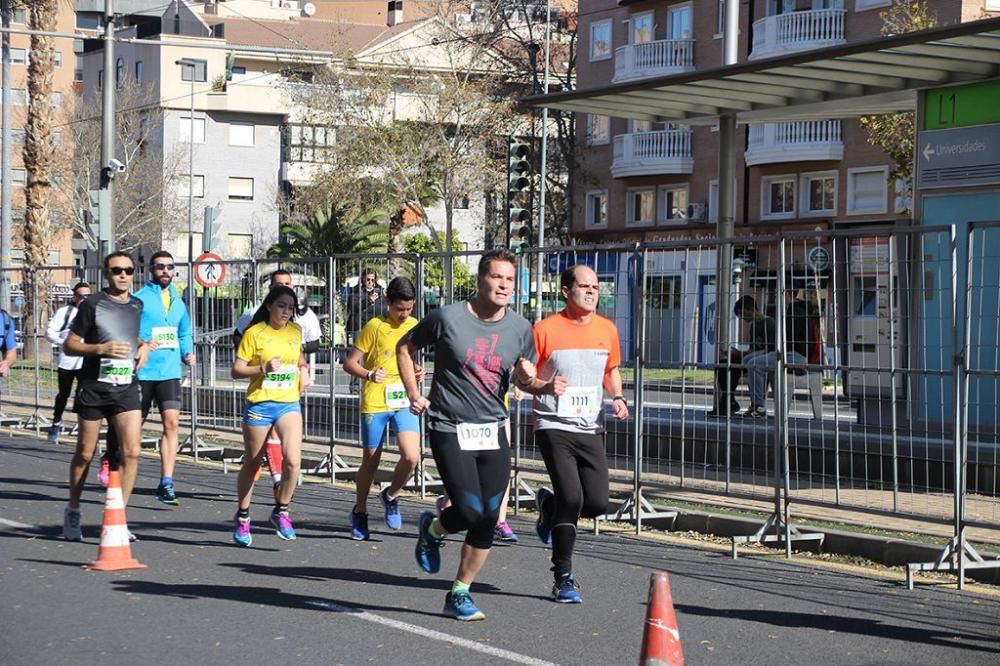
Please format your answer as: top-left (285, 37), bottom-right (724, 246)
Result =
top-left (327, 256), bottom-right (336, 483)
top-left (633, 247), bottom-right (647, 534)
top-left (0, 0), bottom-right (12, 311)
top-left (715, 0), bottom-right (740, 391)
top-left (533, 0), bottom-right (552, 323)
top-left (100, 0), bottom-right (116, 257)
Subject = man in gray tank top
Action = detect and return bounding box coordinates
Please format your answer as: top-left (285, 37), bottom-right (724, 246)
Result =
top-left (397, 248), bottom-right (562, 622)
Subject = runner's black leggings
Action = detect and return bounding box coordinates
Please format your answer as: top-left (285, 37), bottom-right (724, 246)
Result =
top-left (52, 368), bottom-right (79, 424)
top-left (537, 429), bottom-right (609, 578)
top-left (431, 428), bottom-right (511, 550)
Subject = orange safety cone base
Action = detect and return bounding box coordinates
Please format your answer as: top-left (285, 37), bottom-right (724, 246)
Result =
top-left (85, 557), bottom-right (147, 572)
top-left (84, 470), bottom-right (146, 572)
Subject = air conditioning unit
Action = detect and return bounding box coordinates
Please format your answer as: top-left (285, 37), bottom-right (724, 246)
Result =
top-left (687, 202), bottom-right (707, 220)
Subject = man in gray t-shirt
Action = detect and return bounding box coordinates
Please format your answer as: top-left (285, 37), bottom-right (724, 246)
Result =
top-left (397, 249), bottom-right (558, 622)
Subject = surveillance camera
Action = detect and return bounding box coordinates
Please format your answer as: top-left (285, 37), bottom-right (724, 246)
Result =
top-left (108, 158), bottom-right (126, 173)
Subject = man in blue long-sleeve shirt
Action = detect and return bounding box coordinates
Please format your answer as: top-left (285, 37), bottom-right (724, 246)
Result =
top-left (133, 250), bottom-right (195, 505)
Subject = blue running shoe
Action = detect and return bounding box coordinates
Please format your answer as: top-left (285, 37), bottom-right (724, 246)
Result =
top-left (414, 511), bottom-right (443, 574)
top-left (552, 573), bottom-right (583, 604)
top-left (379, 486), bottom-right (402, 530)
top-left (270, 509), bottom-right (297, 540)
top-left (443, 591), bottom-right (485, 621)
top-left (535, 487), bottom-right (554, 545)
top-left (233, 515), bottom-right (252, 547)
top-left (351, 508), bottom-right (370, 541)
top-left (155, 482), bottom-right (179, 506)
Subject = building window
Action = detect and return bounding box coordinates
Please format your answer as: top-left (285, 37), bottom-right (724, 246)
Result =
top-left (585, 190), bottom-right (608, 228)
top-left (762, 175), bottom-right (796, 218)
top-left (75, 13), bottom-right (103, 30)
top-left (11, 89), bottom-right (26, 106)
top-left (180, 59), bottom-right (208, 83)
top-left (227, 233), bottom-right (253, 258)
top-left (630, 11), bottom-right (654, 45)
top-left (586, 114), bottom-right (609, 145)
top-left (847, 166), bottom-right (889, 215)
top-left (658, 185), bottom-right (689, 223)
top-left (894, 178), bottom-right (912, 214)
top-left (855, 0), bottom-right (891, 11)
top-left (97, 70), bottom-right (103, 91)
top-left (11, 8), bottom-right (26, 24)
top-left (626, 188), bottom-right (656, 226)
top-left (454, 195), bottom-right (471, 210)
top-left (51, 91), bottom-right (63, 107)
top-left (10, 129), bottom-right (24, 145)
top-left (801, 171), bottom-right (837, 215)
top-left (179, 116), bottom-right (206, 144)
top-left (988, 0), bottom-right (1000, 10)
top-left (135, 61), bottom-right (143, 82)
top-left (231, 66), bottom-right (247, 77)
top-left (54, 51), bottom-right (63, 67)
top-left (590, 19), bottom-right (612, 61)
top-left (229, 122), bottom-right (255, 147)
top-left (116, 58), bottom-right (125, 88)
top-left (10, 48), bottom-right (26, 65)
top-left (284, 124), bottom-right (336, 163)
top-left (227, 177), bottom-right (254, 201)
top-left (4, 168), bottom-right (27, 186)
top-left (178, 175), bottom-right (205, 199)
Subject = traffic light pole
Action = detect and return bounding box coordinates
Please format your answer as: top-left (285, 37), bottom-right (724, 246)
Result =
top-left (534, 0), bottom-right (552, 323)
top-left (505, 134), bottom-right (512, 248)
top-left (99, 0), bottom-right (116, 257)
top-left (1, 0), bottom-right (12, 311)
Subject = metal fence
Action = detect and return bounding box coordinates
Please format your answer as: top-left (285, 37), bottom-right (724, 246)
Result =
top-left (2, 223), bottom-right (997, 581)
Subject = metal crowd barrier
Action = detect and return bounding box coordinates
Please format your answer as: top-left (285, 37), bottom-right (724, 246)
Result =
top-left (2, 224), bottom-right (997, 588)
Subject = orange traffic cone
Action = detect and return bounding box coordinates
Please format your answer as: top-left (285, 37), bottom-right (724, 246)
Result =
top-left (639, 571), bottom-right (683, 666)
top-left (85, 469), bottom-right (146, 571)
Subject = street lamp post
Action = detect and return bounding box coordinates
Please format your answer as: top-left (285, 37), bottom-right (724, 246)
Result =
top-left (176, 59), bottom-right (198, 271)
top-left (175, 58), bottom-right (201, 459)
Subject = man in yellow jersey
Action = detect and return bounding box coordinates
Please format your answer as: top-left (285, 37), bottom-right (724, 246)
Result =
top-left (343, 277), bottom-right (424, 539)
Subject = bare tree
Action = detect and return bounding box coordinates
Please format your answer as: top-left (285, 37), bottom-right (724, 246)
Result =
top-left (292, 12), bottom-right (520, 268)
top-left (55, 81), bottom-right (186, 253)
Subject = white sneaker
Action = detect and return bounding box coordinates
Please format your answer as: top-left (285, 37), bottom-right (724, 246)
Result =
top-left (63, 506), bottom-right (82, 541)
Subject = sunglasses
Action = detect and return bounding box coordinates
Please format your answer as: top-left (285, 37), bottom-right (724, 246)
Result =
top-left (153, 263), bottom-right (175, 271)
top-left (109, 266), bottom-right (135, 276)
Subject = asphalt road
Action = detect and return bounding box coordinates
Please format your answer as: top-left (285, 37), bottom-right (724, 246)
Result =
top-left (1, 434), bottom-right (998, 665)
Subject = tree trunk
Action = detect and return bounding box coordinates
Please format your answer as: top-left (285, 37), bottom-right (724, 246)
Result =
top-left (22, 0), bottom-right (58, 358)
top-left (387, 209), bottom-right (404, 278)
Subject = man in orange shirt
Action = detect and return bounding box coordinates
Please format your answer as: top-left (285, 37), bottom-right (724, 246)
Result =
top-left (514, 264), bottom-right (629, 604)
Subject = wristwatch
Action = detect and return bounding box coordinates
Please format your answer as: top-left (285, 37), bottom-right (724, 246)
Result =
top-left (613, 395), bottom-right (626, 405)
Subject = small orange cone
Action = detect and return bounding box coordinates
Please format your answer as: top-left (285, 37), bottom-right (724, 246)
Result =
top-left (639, 571), bottom-right (683, 665)
top-left (85, 469), bottom-right (146, 571)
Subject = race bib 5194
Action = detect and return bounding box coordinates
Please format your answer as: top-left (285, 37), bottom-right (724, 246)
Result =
top-left (262, 365), bottom-right (298, 390)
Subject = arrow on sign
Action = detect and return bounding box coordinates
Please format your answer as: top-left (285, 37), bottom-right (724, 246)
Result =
top-left (923, 143), bottom-right (935, 161)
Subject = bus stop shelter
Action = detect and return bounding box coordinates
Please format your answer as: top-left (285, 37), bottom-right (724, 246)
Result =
top-left (522, 16), bottom-right (1000, 588)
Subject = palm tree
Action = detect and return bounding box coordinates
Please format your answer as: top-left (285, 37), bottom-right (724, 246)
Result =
top-left (266, 200), bottom-right (388, 259)
top-left (21, 0), bottom-right (58, 355)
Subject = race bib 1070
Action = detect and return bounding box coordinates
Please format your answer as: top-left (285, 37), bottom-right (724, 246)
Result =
top-left (456, 422), bottom-right (500, 451)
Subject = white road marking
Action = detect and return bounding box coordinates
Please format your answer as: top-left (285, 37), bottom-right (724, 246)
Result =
top-left (0, 517), bottom-right (34, 530)
top-left (309, 599), bottom-right (558, 666)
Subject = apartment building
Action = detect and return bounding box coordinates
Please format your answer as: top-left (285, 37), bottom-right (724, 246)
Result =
top-left (575, 1), bottom-right (998, 243)
top-left (79, 0), bottom-right (506, 262)
top-left (2, 5), bottom-right (78, 312)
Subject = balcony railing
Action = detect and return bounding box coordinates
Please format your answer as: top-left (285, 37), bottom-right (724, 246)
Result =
top-left (749, 9), bottom-right (846, 60)
top-left (745, 120), bottom-right (843, 166)
top-left (613, 39), bottom-right (695, 82)
top-left (611, 129), bottom-right (693, 178)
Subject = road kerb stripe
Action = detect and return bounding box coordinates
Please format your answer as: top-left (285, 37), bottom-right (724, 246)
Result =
top-left (309, 599), bottom-right (558, 666)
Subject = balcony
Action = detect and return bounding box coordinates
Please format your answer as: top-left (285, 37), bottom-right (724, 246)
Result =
top-left (612, 129), bottom-right (693, 178)
top-left (745, 121), bottom-right (843, 166)
top-left (612, 39), bottom-right (695, 83)
top-left (749, 9), bottom-right (846, 61)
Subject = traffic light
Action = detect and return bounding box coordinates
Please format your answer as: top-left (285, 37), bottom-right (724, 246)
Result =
top-left (507, 140), bottom-right (531, 252)
top-left (202, 205), bottom-right (222, 253)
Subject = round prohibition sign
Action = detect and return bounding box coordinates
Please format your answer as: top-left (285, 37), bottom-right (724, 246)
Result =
top-left (194, 252), bottom-right (226, 288)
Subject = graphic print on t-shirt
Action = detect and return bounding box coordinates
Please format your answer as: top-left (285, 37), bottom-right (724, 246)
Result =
top-left (462, 333), bottom-right (504, 398)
